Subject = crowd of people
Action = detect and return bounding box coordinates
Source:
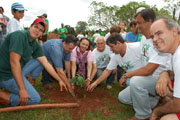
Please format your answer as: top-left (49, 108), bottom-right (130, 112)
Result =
top-left (0, 2), bottom-right (180, 120)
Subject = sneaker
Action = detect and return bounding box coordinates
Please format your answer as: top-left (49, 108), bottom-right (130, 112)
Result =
top-left (106, 85), bottom-right (112, 89)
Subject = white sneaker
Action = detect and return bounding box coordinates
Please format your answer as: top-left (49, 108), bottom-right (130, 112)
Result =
top-left (106, 85), bottom-right (112, 89)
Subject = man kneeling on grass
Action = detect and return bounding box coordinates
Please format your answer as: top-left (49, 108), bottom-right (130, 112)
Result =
top-left (87, 33), bottom-right (142, 92)
top-left (0, 18), bottom-right (75, 106)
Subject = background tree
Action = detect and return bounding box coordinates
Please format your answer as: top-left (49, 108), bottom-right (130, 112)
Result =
top-left (115, 1), bottom-right (150, 26)
top-left (88, 1), bottom-right (173, 31)
top-left (163, 0), bottom-right (180, 20)
top-left (88, 1), bottom-right (120, 30)
top-left (75, 21), bottom-right (88, 33)
top-left (51, 28), bottom-right (58, 33)
top-left (65, 25), bottom-right (76, 36)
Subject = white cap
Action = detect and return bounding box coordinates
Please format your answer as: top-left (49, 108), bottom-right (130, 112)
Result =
top-left (136, 7), bottom-right (146, 14)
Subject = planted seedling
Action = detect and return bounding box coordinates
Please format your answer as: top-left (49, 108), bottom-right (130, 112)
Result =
top-left (70, 75), bottom-right (85, 88)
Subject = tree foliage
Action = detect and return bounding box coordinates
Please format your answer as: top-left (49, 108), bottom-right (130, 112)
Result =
top-left (88, 1), bottom-right (173, 30)
top-left (75, 21), bottom-right (88, 33)
top-left (65, 25), bottom-right (76, 36)
top-left (88, 1), bottom-right (120, 30)
top-left (163, 0), bottom-right (180, 20)
top-left (115, 1), bottom-right (150, 27)
top-left (51, 28), bottom-right (58, 33)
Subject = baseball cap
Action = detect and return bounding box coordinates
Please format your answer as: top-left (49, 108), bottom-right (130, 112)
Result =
top-left (32, 18), bottom-right (47, 30)
top-left (136, 7), bottom-right (146, 14)
top-left (11, 2), bottom-right (27, 11)
top-left (37, 13), bottom-right (47, 18)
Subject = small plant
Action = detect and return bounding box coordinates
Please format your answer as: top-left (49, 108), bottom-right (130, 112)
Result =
top-left (70, 75), bottom-right (85, 88)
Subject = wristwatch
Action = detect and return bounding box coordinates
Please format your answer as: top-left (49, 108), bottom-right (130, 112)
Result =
top-left (123, 73), bottom-right (127, 79)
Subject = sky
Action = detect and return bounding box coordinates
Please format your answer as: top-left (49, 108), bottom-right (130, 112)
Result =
top-left (1, 0), bottom-right (168, 31)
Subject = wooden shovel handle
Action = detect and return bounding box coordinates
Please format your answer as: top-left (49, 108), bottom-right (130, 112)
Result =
top-left (0, 103), bottom-right (79, 113)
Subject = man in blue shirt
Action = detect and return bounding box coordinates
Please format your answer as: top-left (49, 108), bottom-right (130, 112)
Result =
top-left (25, 35), bottom-right (77, 91)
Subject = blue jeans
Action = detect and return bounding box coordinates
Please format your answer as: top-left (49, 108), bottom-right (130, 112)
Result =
top-left (23, 58), bottom-right (53, 85)
top-left (95, 68), bottom-right (115, 85)
top-left (0, 59), bottom-right (41, 106)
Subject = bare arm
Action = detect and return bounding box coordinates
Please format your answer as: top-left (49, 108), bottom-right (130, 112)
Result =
top-left (65, 61), bottom-right (71, 79)
top-left (86, 62), bottom-right (93, 79)
top-left (126, 63), bottom-right (159, 78)
top-left (156, 71), bottom-right (173, 97)
top-left (87, 69), bottom-right (112, 92)
top-left (71, 61), bottom-right (76, 78)
top-left (151, 98), bottom-right (180, 119)
top-left (37, 56), bottom-right (74, 96)
top-left (119, 63), bottom-right (159, 87)
top-left (10, 51), bottom-right (28, 106)
top-left (90, 63), bottom-right (97, 81)
top-left (37, 56), bottom-right (62, 82)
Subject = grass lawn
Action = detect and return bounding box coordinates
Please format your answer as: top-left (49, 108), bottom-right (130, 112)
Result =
top-left (0, 76), bottom-right (134, 120)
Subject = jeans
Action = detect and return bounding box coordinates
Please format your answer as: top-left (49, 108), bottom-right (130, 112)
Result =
top-left (95, 68), bottom-right (115, 85)
top-left (118, 76), bottom-right (159, 119)
top-left (117, 67), bottom-right (122, 82)
top-left (0, 59), bottom-right (42, 106)
top-left (23, 58), bottom-right (55, 85)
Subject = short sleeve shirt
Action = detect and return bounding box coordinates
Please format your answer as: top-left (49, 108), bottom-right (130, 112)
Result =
top-left (107, 42), bottom-right (142, 72)
top-left (172, 46), bottom-right (180, 98)
top-left (42, 39), bottom-right (70, 68)
top-left (125, 32), bottom-right (139, 42)
top-left (58, 27), bottom-right (68, 38)
top-left (6, 18), bottom-right (24, 34)
top-left (0, 30), bottom-right (44, 81)
top-left (140, 36), bottom-right (171, 77)
top-left (93, 45), bottom-right (113, 68)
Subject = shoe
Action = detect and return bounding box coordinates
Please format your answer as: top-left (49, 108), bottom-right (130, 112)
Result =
top-left (106, 85), bottom-right (112, 89)
top-left (26, 76), bottom-right (35, 86)
top-left (43, 84), bottom-right (52, 89)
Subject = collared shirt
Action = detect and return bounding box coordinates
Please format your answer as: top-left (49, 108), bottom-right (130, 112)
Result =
top-left (0, 30), bottom-right (44, 81)
top-left (42, 39), bottom-right (71, 68)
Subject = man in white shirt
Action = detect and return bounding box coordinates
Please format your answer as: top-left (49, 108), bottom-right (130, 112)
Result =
top-left (118, 9), bottom-right (170, 120)
top-left (87, 34), bottom-right (143, 92)
top-left (90, 36), bottom-right (115, 89)
top-left (150, 18), bottom-right (180, 120)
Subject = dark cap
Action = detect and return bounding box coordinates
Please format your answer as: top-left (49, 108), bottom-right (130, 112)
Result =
top-left (37, 13), bottom-right (47, 18)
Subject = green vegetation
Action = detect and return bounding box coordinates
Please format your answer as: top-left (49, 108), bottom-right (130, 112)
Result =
top-left (70, 75), bottom-right (85, 88)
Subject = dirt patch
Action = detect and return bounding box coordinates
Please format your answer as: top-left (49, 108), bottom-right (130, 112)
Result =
top-left (43, 86), bottom-right (122, 120)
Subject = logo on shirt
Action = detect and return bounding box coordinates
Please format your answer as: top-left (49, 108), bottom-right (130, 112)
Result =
top-left (97, 54), bottom-right (109, 66)
top-left (122, 61), bottom-right (134, 70)
top-left (142, 44), bottom-right (151, 62)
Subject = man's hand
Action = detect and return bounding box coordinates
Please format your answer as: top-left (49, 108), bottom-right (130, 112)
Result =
top-left (156, 72), bottom-right (173, 97)
top-left (112, 69), bottom-right (117, 74)
top-left (85, 78), bottom-right (91, 87)
top-left (150, 108), bottom-right (160, 120)
top-left (67, 85), bottom-right (75, 97)
top-left (59, 80), bottom-right (68, 92)
top-left (119, 76), bottom-right (126, 88)
top-left (18, 89), bottom-right (29, 106)
top-left (87, 81), bottom-right (98, 92)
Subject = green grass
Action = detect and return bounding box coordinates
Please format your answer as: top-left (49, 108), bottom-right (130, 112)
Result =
top-left (0, 76), bottom-right (134, 120)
